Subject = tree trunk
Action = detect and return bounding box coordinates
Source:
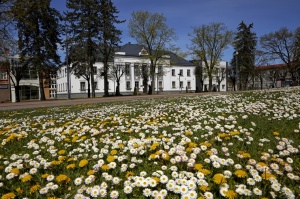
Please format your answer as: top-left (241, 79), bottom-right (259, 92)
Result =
top-left (90, 63), bottom-right (95, 98)
top-left (15, 84), bottom-right (20, 102)
top-left (104, 63), bottom-right (109, 97)
top-left (143, 79), bottom-right (148, 94)
top-left (208, 77), bottom-right (213, 91)
top-left (87, 77), bottom-right (91, 98)
top-left (115, 79), bottom-right (121, 96)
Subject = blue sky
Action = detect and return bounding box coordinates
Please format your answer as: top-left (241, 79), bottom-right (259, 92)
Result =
top-left (51, 0), bottom-right (300, 63)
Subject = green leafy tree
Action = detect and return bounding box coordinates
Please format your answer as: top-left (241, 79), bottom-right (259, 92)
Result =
top-left (128, 11), bottom-right (176, 94)
top-left (260, 27), bottom-right (300, 86)
top-left (97, 0), bottom-right (124, 97)
top-left (12, 0), bottom-right (61, 101)
top-left (189, 22), bottom-right (233, 91)
top-left (231, 21), bottom-right (257, 90)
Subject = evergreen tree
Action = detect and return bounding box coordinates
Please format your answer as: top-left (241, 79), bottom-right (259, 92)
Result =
top-left (97, 0), bottom-right (124, 97)
top-left (66, 0), bottom-right (100, 98)
top-left (231, 21), bottom-right (257, 90)
top-left (66, 0), bottom-right (123, 98)
top-left (12, 0), bottom-right (61, 100)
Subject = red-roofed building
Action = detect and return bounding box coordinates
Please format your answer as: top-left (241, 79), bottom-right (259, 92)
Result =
top-left (253, 64), bottom-right (293, 89)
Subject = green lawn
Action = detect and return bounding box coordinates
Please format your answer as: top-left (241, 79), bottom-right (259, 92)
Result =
top-left (0, 87), bottom-right (300, 199)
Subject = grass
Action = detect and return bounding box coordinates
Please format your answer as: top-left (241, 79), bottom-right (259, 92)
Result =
top-left (0, 87), bottom-right (300, 199)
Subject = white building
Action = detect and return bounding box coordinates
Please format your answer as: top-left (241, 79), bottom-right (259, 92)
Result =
top-left (57, 43), bottom-right (227, 98)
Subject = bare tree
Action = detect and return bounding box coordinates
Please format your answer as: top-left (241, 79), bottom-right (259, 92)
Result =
top-left (110, 62), bottom-right (125, 96)
top-left (260, 27), bottom-right (300, 85)
top-left (128, 11), bottom-right (176, 94)
top-left (189, 22), bottom-right (233, 91)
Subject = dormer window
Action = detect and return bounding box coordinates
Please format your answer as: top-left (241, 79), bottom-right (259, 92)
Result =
top-left (139, 47), bottom-right (148, 56)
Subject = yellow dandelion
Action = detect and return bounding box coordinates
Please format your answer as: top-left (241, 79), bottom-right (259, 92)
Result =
top-left (199, 185), bottom-right (210, 192)
top-left (67, 157), bottom-right (75, 162)
top-left (42, 174), bottom-right (49, 179)
top-left (21, 174), bottom-right (32, 182)
top-left (194, 163), bottom-right (203, 171)
top-left (213, 173), bottom-right (227, 184)
top-left (78, 159), bottom-right (88, 167)
top-left (51, 160), bottom-right (62, 165)
top-left (30, 184), bottom-right (41, 194)
top-left (80, 136), bottom-right (87, 141)
top-left (229, 131), bottom-right (240, 136)
top-left (66, 164), bottom-right (75, 169)
top-left (16, 187), bottom-right (23, 194)
top-left (273, 131), bottom-right (280, 136)
top-left (58, 150), bottom-right (66, 155)
top-left (110, 149), bottom-right (118, 155)
top-left (106, 156), bottom-right (115, 162)
top-left (152, 177), bottom-right (160, 183)
top-left (101, 164), bottom-right (109, 171)
top-left (125, 171), bottom-right (134, 178)
top-left (199, 169), bottom-right (211, 175)
top-left (55, 174), bottom-right (71, 183)
top-left (261, 172), bottom-right (276, 181)
top-left (87, 170), bottom-right (95, 175)
top-left (185, 131), bottom-right (193, 136)
top-left (234, 170), bottom-right (247, 178)
top-left (1, 192), bottom-right (16, 199)
top-left (11, 168), bottom-right (19, 175)
top-left (225, 189), bottom-right (238, 199)
top-left (58, 156), bottom-right (66, 161)
top-left (149, 154), bottom-right (157, 160)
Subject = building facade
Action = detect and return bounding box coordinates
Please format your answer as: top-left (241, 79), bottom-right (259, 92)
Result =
top-left (253, 64), bottom-right (293, 89)
top-left (57, 43), bottom-right (228, 98)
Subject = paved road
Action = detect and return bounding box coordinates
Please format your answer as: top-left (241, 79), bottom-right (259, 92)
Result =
top-left (0, 92), bottom-right (216, 111)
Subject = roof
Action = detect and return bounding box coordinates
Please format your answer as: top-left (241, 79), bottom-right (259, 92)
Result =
top-left (255, 64), bottom-right (287, 71)
top-left (116, 43), bottom-right (194, 66)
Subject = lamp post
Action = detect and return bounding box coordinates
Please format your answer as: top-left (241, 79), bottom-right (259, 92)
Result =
top-left (156, 72), bottom-right (159, 94)
top-left (235, 51), bottom-right (239, 91)
top-left (178, 73), bottom-right (182, 93)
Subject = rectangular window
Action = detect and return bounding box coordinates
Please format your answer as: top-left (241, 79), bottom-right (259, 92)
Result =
top-left (172, 81), bottom-right (176, 88)
top-left (187, 81), bottom-right (191, 89)
top-left (158, 65), bottom-right (163, 75)
top-left (134, 64), bottom-right (140, 76)
top-left (0, 71), bottom-right (7, 80)
top-left (80, 82), bottom-right (86, 91)
top-left (159, 81), bottom-right (163, 88)
top-left (222, 84), bottom-right (225, 90)
top-left (126, 81), bottom-right (131, 90)
top-left (179, 69), bottom-right (183, 76)
top-left (135, 81), bottom-right (139, 88)
top-left (93, 66), bottom-right (97, 75)
top-left (187, 69), bottom-right (191, 76)
top-left (50, 90), bottom-right (56, 98)
top-left (94, 82), bottom-right (98, 90)
top-left (125, 63), bottom-right (130, 76)
top-left (172, 69), bottom-right (175, 76)
top-left (180, 81), bottom-right (183, 88)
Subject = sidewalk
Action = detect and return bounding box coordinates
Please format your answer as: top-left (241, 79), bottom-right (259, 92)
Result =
top-left (0, 92), bottom-right (211, 111)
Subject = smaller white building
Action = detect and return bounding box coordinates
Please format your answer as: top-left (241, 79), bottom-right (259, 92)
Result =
top-left (56, 43), bottom-right (227, 98)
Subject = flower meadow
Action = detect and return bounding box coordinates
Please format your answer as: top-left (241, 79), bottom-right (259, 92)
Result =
top-left (1, 88), bottom-right (300, 199)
